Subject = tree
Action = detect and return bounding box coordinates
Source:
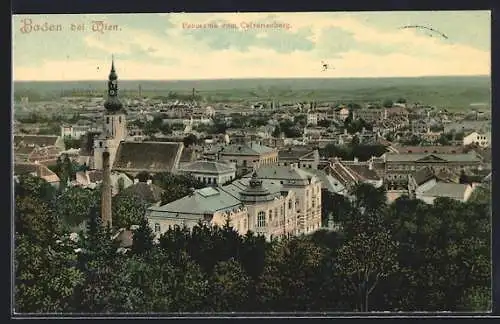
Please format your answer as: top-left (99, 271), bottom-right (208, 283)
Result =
top-left (208, 259), bottom-right (251, 311)
top-left (152, 172), bottom-right (205, 205)
top-left (15, 195), bottom-right (59, 245)
top-left (15, 174), bottom-right (56, 204)
top-left (135, 171), bottom-right (150, 183)
top-left (336, 231), bottom-right (399, 312)
top-left (112, 193), bottom-right (147, 229)
top-left (396, 98), bottom-right (407, 104)
top-left (183, 134), bottom-right (197, 147)
top-left (131, 216), bottom-right (155, 255)
top-left (55, 187), bottom-right (100, 231)
top-left (75, 208), bottom-right (121, 312)
top-left (382, 99), bottom-right (394, 108)
top-left (15, 234), bottom-right (85, 312)
top-left (256, 236), bottom-right (324, 311)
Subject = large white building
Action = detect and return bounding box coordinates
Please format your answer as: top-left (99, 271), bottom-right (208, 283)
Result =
top-left (463, 131), bottom-right (490, 148)
top-left (146, 164), bottom-right (322, 240)
top-left (177, 160), bottom-right (237, 186)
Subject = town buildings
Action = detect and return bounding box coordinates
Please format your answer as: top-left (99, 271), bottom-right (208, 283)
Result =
top-left (463, 131), bottom-right (490, 148)
top-left (383, 151), bottom-right (482, 189)
top-left (177, 160), bottom-right (237, 186)
top-left (203, 141), bottom-right (278, 176)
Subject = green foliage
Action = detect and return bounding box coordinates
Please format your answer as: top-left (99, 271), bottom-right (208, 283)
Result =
top-left (152, 172), bottom-right (205, 205)
top-left (63, 137), bottom-right (81, 149)
top-left (15, 234), bottom-right (85, 313)
top-left (55, 186), bottom-right (100, 231)
top-left (208, 259), bottom-right (250, 311)
top-left (183, 133), bottom-right (198, 147)
top-left (112, 193), bottom-right (147, 229)
top-left (276, 119), bottom-right (302, 138)
top-left (15, 169), bottom-right (491, 313)
top-left (131, 216), bottom-right (155, 255)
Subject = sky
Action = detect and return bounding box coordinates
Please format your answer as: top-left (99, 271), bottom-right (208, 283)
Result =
top-left (12, 11), bottom-right (491, 81)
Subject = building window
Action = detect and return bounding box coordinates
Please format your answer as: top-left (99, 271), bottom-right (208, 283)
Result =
top-left (288, 200), bottom-right (292, 209)
top-left (207, 178), bottom-right (212, 184)
top-left (269, 210), bottom-right (273, 221)
top-left (203, 177), bottom-right (206, 183)
top-left (214, 178), bottom-right (217, 185)
top-left (312, 199), bottom-right (315, 208)
top-left (154, 223), bottom-right (161, 233)
top-left (99, 141), bottom-right (103, 148)
top-left (257, 211), bottom-right (266, 227)
top-left (106, 117), bottom-right (110, 124)
top-left (119, 116), bottom-right (122, 123)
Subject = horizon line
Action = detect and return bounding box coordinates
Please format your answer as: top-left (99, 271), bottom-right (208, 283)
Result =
top-left (13, 74), bottom-right (491, 83)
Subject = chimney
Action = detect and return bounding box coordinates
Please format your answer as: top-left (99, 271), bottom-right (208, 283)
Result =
top-left (101, 151), bottom-right (112, 228)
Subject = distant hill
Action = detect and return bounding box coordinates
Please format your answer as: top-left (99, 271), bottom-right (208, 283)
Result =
top-left (13, 76), bottom-right (491, 111)
top-left (13, 75), bottom-right (490, 92)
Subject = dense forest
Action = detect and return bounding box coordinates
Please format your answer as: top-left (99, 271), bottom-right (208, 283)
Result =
top-left (14, 172), bottom-right (491, 313)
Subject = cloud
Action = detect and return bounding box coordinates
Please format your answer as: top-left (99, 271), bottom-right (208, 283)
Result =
top-left (12, 12), bottom-right (490, 80)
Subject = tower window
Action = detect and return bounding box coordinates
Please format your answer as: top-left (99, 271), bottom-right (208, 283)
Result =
top-left (99, 141), bottom-right (103, 148)
top-left (257, 211), bottom-right (266, 227)
top-left (106, 117), bottom-right (110, 124)
top-left (154, 223), bottom-right (161, 233)
top-left (119, 116), bottom-right (122, 123)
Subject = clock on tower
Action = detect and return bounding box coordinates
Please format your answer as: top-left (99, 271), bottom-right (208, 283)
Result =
top-left (103, 57), bottom-right (124, 112)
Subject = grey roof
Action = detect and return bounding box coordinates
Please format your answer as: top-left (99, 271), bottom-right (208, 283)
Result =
top-left (278, 147), bottom-right (315, 160)
top-left (113, 141), bottom-right (183, 172)
top-left (305, 168), bottom-right (346, 194)
top-left (122, 182), bottom-right (165, 203)
top-left (393, 145), bottom-right (465, 154)
top-left (243, 165), bottom-right (316, 186)
top-left (219, 142), bottom-right (276, 156)
top-left (238, 172), bottom-right (282, 203)
top-left (419, 182), bottom-right (469, 199)
top-left (178, 160), bottom-right (235, 174)
top-left (14, 135), bottom-right (59, 147)
top-left (347, 164), bottom-right (381, 181)
top-left (411, 167), bottom-right (435, 185)
top-left (385, 152), bottom-right (481, 163)
top-left (148, 186), bottom-right (243, 219)
top-left (148, 177), bottom-right (285, 219)
top-left (14, 163), bottom-right (38, 175)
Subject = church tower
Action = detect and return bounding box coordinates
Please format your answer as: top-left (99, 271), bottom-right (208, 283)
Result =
top-left (93, 56), bottom-right (128, 170)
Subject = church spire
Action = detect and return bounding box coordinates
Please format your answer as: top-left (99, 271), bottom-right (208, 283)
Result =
top-left (104, 55), bottom-right (124, 113)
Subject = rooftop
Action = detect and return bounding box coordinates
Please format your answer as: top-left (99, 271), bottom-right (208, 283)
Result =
top-left (14, 135), bottom-right (60, 147)
top-left (385, 152), bottom-right (481, 163)
top-left (113, 141), bottom-right (183, 172)
top-left (179, 160), bottom-right (236, 174)
top-left (419, 182), bottom-right (470, 200)
top-left (122, 182), bottom-right (164, 203)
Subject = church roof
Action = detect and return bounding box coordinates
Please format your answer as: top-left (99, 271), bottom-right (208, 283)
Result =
top-left (112, 141), bottom-right (183, 173)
